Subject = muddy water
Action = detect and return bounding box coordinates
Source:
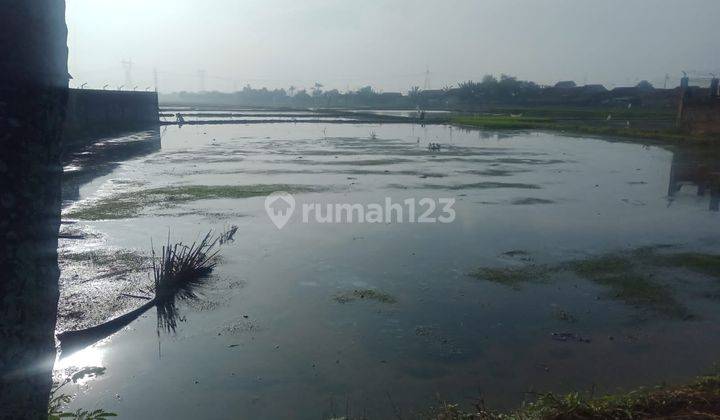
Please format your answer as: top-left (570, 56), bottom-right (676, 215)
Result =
top-left (57, 123), bottom-right (720, 419)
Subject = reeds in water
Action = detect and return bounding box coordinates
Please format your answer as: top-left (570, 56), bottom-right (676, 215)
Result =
top-left (152, 231), bottom-right (220, 331)
top-left (58, 229), bottom-right (229, 354)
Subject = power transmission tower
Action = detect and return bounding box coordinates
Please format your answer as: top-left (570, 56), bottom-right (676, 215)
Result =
top-left (121, 59), bottom-right (133, 87)
top-left (423, 66), bottom-right (430, 90)
top-left (198, 69), bottom-right (206, 92)
top-left (153, 68), bottom-right (158, 92)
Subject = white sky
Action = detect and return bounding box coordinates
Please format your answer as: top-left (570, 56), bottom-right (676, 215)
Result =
top-left (66, 0), bottom-right (720, 93)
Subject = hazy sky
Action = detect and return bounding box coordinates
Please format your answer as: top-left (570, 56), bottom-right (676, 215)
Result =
top-left (67, 0), bottom-right (720, 93)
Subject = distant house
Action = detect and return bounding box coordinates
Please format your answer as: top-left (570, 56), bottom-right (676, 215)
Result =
top-left (635, 80), bottom-right (655, 91)
top-left (581, 84), bottom-right (607, 93)
top-left (554, 81), bottom-right (577, 89)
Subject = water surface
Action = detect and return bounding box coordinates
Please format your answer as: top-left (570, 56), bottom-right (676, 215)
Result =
top-left (57, 122), bottom-right (720, 419)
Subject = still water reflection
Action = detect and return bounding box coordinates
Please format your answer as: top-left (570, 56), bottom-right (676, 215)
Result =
top-left (57, 123), bottom-right (719, 419)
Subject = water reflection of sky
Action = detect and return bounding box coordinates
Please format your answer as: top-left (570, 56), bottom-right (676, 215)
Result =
top-left (58, 123), bottom-right (720, 419)
top-left (55, 345), bottom-right (105, 374)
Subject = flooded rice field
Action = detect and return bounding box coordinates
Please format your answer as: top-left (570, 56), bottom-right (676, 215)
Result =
top-left (56, 122), bottom-right (720, 419)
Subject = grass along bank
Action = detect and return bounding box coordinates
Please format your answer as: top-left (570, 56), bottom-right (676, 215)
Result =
top-left (451, 109), bottom-right (719, 144)
top-left (431, 373), bottom-right (720, 419)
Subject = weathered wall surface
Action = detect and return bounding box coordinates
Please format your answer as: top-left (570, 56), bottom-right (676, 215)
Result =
top-left (0, 1), bottom-right (68, 417)
top-left (64, 89), bottom-right (159, 148)
top-left (682, 101), bottom-right (720, 135)
top-left (678, 87), bottom-right (720, 135)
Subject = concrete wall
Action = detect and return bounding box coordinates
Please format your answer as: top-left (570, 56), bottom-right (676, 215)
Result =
top-left (678, 87), bottom-right (720, 136)
top-left (0, 1), bottom-right (68, 416)
top-left (682, 99), bottom-right (720, 135)
top-left (64, 88), bottom-right (159, 148)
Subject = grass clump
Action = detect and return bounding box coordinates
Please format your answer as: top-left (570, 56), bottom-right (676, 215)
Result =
top-left (591, 273), bottom-right (686, 318)
top-left (154, 184), bottom-right (314, 200)
top-left (293, 158), bottom-right (413, 166)
top-left (431, 374), bottom-right (720, 419)
top-left (523, 374), bottom-right (720, 419)
top-left (58, 229), bottom-right (228, 353)
top-left (511, 198), bottom-right (555, 205)
top-left (451, 108), bottom-right (720, 144)
top-left (61, 249), bottom-right (148, 267)
top-left (152, 231), bottom-right (220, 331)
top-left (453, 115), bottom-right (553, 130)
top-left (568, 254), bottom-right (687, 318)
top-left (469, 265), bottom-right (550, 289)
top-left (567, 255), bottom-right (633, 278)
top-left (65, 184), bottom-right (320, 220)
top-left (566, 249), bottom-right (720, 318)
top-left (645, 252), bottom-right (720, 279)
top-left (469, 248), bottom-right (710, 318)
top-left (424, 182), bottom-right (541, 191)
top-left (65, 196), bottom-right (142, 220)
top-left (334, 289), bottom-right (397, 304)
top-left (486, 106), bottom-right (676, 120)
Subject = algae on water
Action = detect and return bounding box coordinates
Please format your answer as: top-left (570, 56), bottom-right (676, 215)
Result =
top-left (65, 184), bottom-right (322, 220)
top-left (468, 247), bottom-right (720, 318)
top-left (469, 265), bottom-right (551, 289)
top-left (334, 289), bottom-right (397, 304)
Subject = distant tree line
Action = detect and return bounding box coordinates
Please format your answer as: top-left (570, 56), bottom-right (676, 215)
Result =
top-left (161, 83), bottom-right (410, 108)
top-left (159, 75), bottom-right (676, 109)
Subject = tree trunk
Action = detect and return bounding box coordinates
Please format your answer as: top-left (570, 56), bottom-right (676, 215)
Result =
top-left (0, 1), bottom-right (69, 418)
